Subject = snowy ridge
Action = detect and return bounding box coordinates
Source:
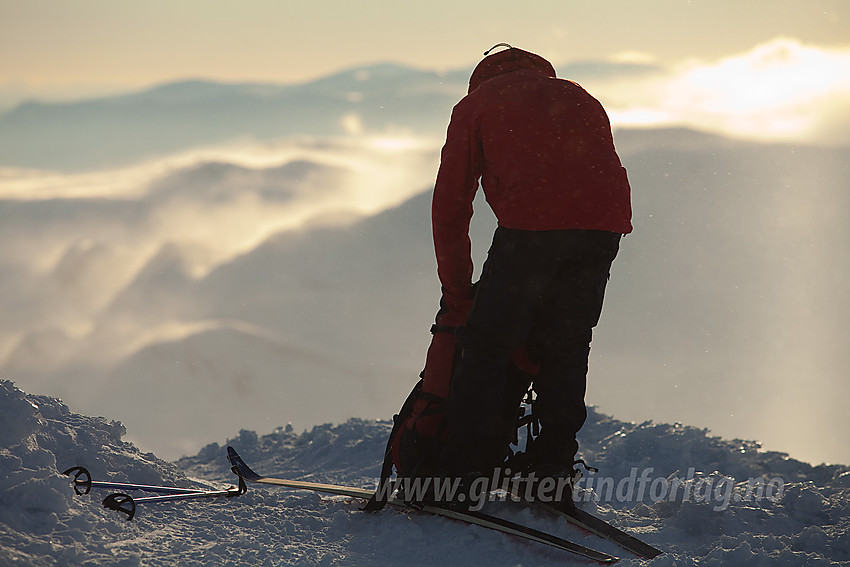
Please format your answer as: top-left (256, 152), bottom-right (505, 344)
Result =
top-left (1, 379), bottom-right (848, 566)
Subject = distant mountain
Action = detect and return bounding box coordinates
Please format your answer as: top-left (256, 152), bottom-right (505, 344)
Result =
top-left (106, 323), bottom-right (381, 457)
top-left (0, 63), bottom-right (466, 171)
top-left (0, 59), bottom-right (662, 172)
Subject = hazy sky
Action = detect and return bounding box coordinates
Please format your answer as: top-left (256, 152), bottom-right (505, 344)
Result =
top-left (2, 0), bottom-right (848, 93)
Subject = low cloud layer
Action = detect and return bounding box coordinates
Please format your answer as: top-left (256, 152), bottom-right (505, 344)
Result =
top-left (0, 136), bottom-right (438, 371)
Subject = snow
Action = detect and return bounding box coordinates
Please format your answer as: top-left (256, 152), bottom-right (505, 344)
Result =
top-left (1, 380), bottom-right (848, 566)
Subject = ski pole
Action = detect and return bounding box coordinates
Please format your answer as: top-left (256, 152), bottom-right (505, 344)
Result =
top-left (102, 484), bottom-right (246, 521)
top-left (63, 466), bottom-right (230, 496)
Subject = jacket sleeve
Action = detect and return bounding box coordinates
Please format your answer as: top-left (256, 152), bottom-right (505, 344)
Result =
top-left (431, 103), bottom-right (483, 317)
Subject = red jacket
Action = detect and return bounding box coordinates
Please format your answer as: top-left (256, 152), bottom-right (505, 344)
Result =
top-left (432, 48), bottom-right (633, 308)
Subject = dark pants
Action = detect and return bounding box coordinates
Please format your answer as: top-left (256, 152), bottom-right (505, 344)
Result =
top-left (439, 228), bottom-right (621, 475)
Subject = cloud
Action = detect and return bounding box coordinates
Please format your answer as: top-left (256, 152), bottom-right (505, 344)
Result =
top-left (340, 112), bottom-right (364, 135)
top-left (0, 134), bottom-right (437, 375)
top-left (605, 38), bottom-right (850, 146)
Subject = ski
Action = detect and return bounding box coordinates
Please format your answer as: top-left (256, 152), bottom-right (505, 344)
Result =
top-left (227, 446), bottom-right (618, 564)
top-left (503, 481), bottom-right (662, 559)
top-left (538, 502), bottom-right (662, 560)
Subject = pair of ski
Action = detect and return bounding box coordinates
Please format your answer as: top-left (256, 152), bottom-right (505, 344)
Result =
top-left (62, 466), bottom-right (246, 521)
top-left (227, 447), bottom-right (662, 564)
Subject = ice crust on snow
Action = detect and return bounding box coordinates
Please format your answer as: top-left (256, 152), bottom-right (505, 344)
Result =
top-left (1, 379), bottom-right (848, 566)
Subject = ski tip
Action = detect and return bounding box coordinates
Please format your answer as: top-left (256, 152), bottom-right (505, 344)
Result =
top-left (226, 446), bottom-right (262, 481)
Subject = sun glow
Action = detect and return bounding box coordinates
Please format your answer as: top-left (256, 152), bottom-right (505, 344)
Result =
top-left (605, 39), bottom-right (850, 146)
top-left (671, 39), bottom-right (850, 134)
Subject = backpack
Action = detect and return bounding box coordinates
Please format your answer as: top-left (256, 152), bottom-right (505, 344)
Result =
top-left (363, 305), bottom-right (539, 511)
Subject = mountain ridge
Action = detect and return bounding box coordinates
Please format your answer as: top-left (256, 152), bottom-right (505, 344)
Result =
top-left (0, 58), bottom-right (676, 171)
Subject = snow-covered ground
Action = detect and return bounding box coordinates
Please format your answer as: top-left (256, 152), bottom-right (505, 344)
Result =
top-left (2, 379), bottom-right (848, 566)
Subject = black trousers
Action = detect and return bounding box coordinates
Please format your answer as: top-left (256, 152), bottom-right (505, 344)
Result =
top-left (439, 228), bottom-right (621, 475)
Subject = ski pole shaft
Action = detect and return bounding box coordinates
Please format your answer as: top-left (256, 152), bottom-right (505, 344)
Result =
top-left (63, 466), bottom-right (216, 495)
top-left (102, 486), bottom-right (245, 521)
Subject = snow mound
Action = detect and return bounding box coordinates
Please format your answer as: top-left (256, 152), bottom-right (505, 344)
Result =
top-left (2, 379), bottom-right (848, 566)
top-left (0, 379), bottom-right (204, 566)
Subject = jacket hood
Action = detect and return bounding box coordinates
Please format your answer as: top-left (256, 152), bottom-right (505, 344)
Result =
top-left (468, 47), bottom-right (556, 94)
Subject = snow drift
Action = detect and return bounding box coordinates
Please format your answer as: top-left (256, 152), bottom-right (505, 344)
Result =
top-left (1, 380), bottom-right (848, 566)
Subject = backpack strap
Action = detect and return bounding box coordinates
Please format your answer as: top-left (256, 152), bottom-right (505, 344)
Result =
top-left (361, 422), bottom-right (399, 511)
top-left (362, 378), bottom-right (426, 511)
top-left (430, 323), bottom-right (457, 334)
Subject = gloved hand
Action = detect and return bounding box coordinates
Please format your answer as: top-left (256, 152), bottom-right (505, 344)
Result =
top-left (434, 285), bottom-right (474, 329)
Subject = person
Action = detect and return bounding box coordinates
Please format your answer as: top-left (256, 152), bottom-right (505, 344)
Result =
top-left (430, 44), bottom-right (633, 508)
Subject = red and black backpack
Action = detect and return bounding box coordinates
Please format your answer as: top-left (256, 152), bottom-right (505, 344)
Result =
top-left (364, 303), bottom-right (539, 510)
